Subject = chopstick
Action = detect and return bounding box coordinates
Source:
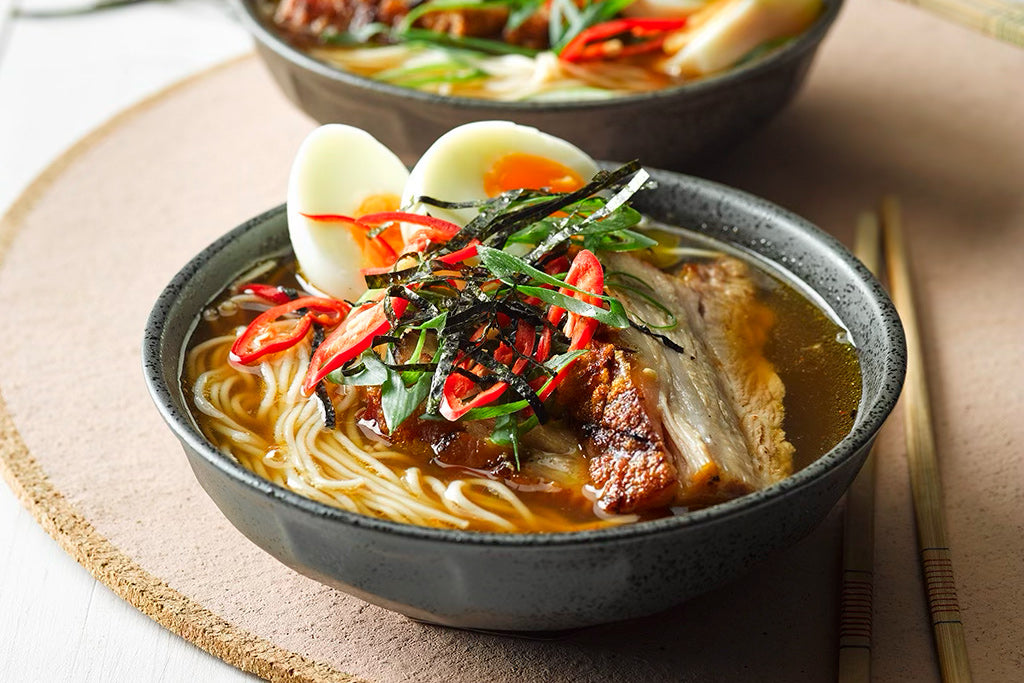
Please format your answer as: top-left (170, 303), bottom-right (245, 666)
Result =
top-left (881, 196), bottom-right (973, 682)
top-left (837, 212), bottom-right (882, 683)
top-left (896, 0), bottom-right (1024, 48)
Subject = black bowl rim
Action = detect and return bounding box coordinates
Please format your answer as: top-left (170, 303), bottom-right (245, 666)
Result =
top-left (233, 0), bottom-right (844, 111)
top-left (143, 171), bottom-right (904, 548)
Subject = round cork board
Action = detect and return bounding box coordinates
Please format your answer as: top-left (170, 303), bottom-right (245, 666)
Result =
top-left (1, 2), bottom-right (1022, 680)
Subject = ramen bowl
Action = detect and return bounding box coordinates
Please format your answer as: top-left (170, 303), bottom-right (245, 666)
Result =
top-left (235, 0), bottom-right (843, 171)
top-left (143, 169), bottom-right (904, 631)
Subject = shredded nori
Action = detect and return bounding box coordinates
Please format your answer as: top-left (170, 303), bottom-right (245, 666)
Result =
top-left (309, 325), bottom-right (337, 429)
top-left (426, 332), bottom-right (463, 413)
top-left (323, 163), bottom-right (662, 434)
top-left (463, 345), bottom-right (548, 421)
top-left (628, 321), bottom-right (687, 355)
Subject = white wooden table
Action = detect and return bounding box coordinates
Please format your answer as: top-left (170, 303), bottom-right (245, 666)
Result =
top-left (0, 2), bottom-right (260, 679)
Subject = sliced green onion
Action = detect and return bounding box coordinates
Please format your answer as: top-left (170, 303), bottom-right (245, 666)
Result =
top-left (376, 60), bottom-right (488, 88)
top-left (397, 0), bottom-right (511, 34)
top-left (506, 0), bottom-right (544, 31)
top-left (320, 22), bottom-right (392, 46)
top-left (400, 28), bottom-right (541, 56)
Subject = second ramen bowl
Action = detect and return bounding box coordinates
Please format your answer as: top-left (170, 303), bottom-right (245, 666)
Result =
top-left (143, 168), bottom-right (904, 631)
top-left (236, 0), bottom-right (843, 171)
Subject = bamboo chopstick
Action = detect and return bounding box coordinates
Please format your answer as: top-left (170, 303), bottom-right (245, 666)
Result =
top-left (881, 196), bottom-right (973, 683)
top-left (837, 212), bottom-right (884, 683)
top-left (896, 0), bottom-right (1024, 48)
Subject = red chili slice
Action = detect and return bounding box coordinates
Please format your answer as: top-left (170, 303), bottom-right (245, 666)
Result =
top-left (230, 296), bottom-right (351, 365)
top-left (560, 18), bottom-right (687, 63)
top-left (536, 360), bottom-right (575, 402)
top-left (300, 212), bottom-right (401, 269)
top-left (440, 320), bottom-right (535, 421)
top-left (307, 210), bottom-right (465, 262)
top-left (301, 296), bottom-right (410, 395)
top-left (548, 249), bottom-right (604, 351)
top-left (535, 249), bottom-right (605, 400)
top-left (543, 255), bottom-right (570, 276)
top-left (240, 283), bottom-right (294, 305)
top-left (439, 380), bottom-right (508, 422)
top-left (359, 239), bottom-right (478, 280)
top-left (435, 240), bottom-right (479, 264)
top-left (357, 211), bottom-right (462, 253)
top-left (533, 326), bottom-right (553, 364)
top-left (505, 320), bottom-right (536, 375)
top-left (298, 212), bottom-right (357, 223)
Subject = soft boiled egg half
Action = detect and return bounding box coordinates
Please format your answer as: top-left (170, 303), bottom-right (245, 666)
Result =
top-left (287, 124), bottom-right (409, 300)
top-left (287, 121), bottom-right (601, 297)
top-left (401, 121), bottom-right (600, 236)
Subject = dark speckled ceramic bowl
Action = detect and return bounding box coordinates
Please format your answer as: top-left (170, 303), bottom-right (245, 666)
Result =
top-left (143, 169), bottom-right (904, 631)
top-left (235, 0), bottom-right (843, 170)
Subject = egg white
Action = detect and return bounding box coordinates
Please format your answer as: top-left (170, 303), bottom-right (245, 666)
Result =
top-left (662, 0), bottom-right (822, 77)
top-left (287, 124), bottom-right (409, 300)
top-left (401, 121), bottom-right (600, 236)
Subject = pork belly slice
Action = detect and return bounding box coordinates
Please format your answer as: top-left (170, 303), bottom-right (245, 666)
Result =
top-left (274, 0), bottom-right (408, 35)
top-left (556, 342), bottom-right (678, 513)
top-left (274, 0), bottom-right (517, 44)
top-left (361, 388), bottom-right (571, 491)
top-left (559, 252), bottom-right (794, 513)
top-left (361, 387), bottom-right (513, 472)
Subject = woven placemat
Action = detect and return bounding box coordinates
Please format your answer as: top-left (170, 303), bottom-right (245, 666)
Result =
top-left (1, 1), bottom-right (1021, 680)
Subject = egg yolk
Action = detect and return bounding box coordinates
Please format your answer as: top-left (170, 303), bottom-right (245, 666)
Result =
top-left (483, 154), bottom-right (586, 197)
top-left (353, 193), bottom-right (404, 267)
top-left (355, 193), bottom-right (401, 216)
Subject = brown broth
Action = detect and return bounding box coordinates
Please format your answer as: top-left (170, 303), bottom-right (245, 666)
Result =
top-left (183, 227), bottom-right (861, 530)
top-left (253, 0), bottom-right (801, 101)
top-left (652, 226), bottom-right (862, 472)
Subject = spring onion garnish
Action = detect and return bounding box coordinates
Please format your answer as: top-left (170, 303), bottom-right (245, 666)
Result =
top-left (605, 270), bottom-right (678, 329)
top-left (235, 163), bottom-right (675, 465)
top-left (375, 60), bottom-right (488, 88)
top-left (399, 29), bottom-right (542, 57)
top-left (548, 0), bottom-right (638, 53)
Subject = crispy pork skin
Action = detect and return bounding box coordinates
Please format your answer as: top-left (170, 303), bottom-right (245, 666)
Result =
top-left (361, 387), bottom-right (514, 472)
top-left (561, 253), bottom-right (793, 513)
top-left (557, 342), bottom-right (678, 514)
